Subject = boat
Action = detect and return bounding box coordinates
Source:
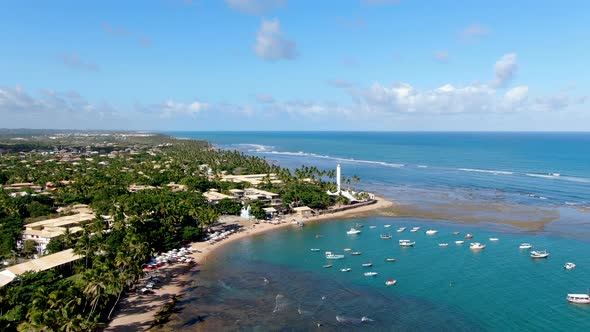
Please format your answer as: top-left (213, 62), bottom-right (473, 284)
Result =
top-left (470, 242), bottom-right (486, 250)
top-left (343, 248), bottom-right (352, 252)
top-left (380, 234), bottom-right (392, 239)
top-left (530, 250), bottom-right (550, 259)
top-left (455, 240), bottom-right (465, 245)
top-left (385, 279), bottom-right (397, 286)
top-left (519, 243), bottom-right (533, 249)
top-left (564, 262), bottom-right (576, 270)
top-left (489, 238), bottom-right (499, 241)
top-left (425, 229), bottom-right (438, 235)
top-left (438, 243), bottom-right (449, 247)
top-left (347, 228), bottom-right (362, 235)
top-left (369, 225), bottom-right (377, 229)
top-left (362, 263), bottom-right (373, 267)
top-left (351, 251), bottom-right (362, 255)
top-left (384, 224), bottom-right (391, 228)
top-left (364, 272), bottom-right (378, 277)
top-left (340, 268), bottom-right (351, 272)
top-left (399, 240), bottom-right (415, 247)
top-left (410, 227), bottom-right (420, 232)
top-left (385, 258), bottom-right (396, 262)
top-left (465, 234), bottom-right (474, 239)
top-left (356, 223), bottom-right (364, 228)
top-left (397, 227), bottom-right (406, 233)
top-left (297, 221), bottom-right (305, 227)
top-left (325, 251), bottom-right (345, 259)
top-left (566, 293), bottom-right (590, 304)
top-left (310, 248), bottom-right (320, 252)
top-left (323, 264), bottom-right (333, 268)
top-left (452, 231), bottom-right (460, 235)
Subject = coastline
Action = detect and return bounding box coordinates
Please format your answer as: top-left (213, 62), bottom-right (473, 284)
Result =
top-left (105, 196), bottom-right (394, 331)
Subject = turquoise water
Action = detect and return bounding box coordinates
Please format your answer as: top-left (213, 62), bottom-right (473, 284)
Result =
top-left (163, 132), bottom-right (590, 330)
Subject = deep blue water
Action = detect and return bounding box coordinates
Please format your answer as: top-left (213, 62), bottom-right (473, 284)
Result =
top-left (163, 132), bottom-right (590, 331)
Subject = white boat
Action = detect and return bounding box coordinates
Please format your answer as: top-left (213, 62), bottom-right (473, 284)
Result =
top-left (384, 224), bottom-right (391, 228)
top-left (380, 234), bottom-right (392, 239)
top-left (362, 263), bottom-right (373, 267)
top-left (410, 227), bottom-right (420, 232)
top-left (343, 248), bottom-right (352, 252)
top-left (566, 293), bottom-right (590, 304)
top-left (489, 238), bottom-right (499, 241)
top-left (346, 228), bottom-right (362, 235)
top-left (340, 268), bottom-right (351, 272)
top-left (364, 272), bottom-right (378, 277)
top-left (323, 264), bottom-right (333, 268)
top-left (519, 243), bottom-right (533, 249)
top-left (369, 226), bottom-right (377, 229)
top-left (399, 240), bottom-right (415, 247)
top-left (465, 233), bottom-right (474, 239)
top-left (385, 279), bottom-right (397, 286)
top-left (438, 243), bottom-right (449, 247)
top-left (325, 251), bottom-right (345, 259)
top-left (385, 258), bottom-right (396, 262)
top-left (351, 251), bottom-right (362, 255)
top-left (356, 223), bottom-right (364, 228)
top-left (564, 262), bottom-right (576, 270)
top-left (397, 227), bottom-right (406, 233)
top-left (310, 248), bottom-right (320, 252)
top-left (530, 250), bottom-right (550, 259)
top-left (455, 240), bottom-right (465, 245)
top-left (470, 242), bottom-right (486, 250)
top-left (452, 231), bottom-right (460, 235)
top-left (425, 229), bottom-right (438, 235)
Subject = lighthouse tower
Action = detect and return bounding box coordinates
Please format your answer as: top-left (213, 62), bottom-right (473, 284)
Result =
top-left (336, 163), bottom-right (341, 193)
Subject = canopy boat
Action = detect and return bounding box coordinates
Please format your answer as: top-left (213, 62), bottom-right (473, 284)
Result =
top-left (385, 279), bottom-right (397, 286)
top-left (455, 240), bottom-right (465, 245)
top-left (438, 243), bottom-right (449, 247)
top-left (340, 267), bottom-right (351, 272)
top-left (364, 272), bottom-right (378, 277)
top-left (385, 258), bottom-right (396, 262)
top-left (425, 229), bottom-right (438, 235)
top-left (567, 293), bottom-right (590, 304)
top-left (380, 234), bottom-right (392, 239)
top-left (399, 240), bottom-right (415, 247)
top-left (519, 243), bottom-right (533, 249)
top-left (470, 242), bottom-right (486, 250)
top-left (564, 262), bottom-right (576, 270)
top-left (325, 251), bottom-right (345, 259)
top-left (489, 238), bottom-right (499, 241)
top-left (362, 262), bottom-right (373, 267)
top-left (465, 233), bottom-right (474, 239)
top-left (346, 228), bottom-right (362, 235)
top-left (323, 264), bottom-right (333, 268)
top-left (530, 250), bottom-right (550, 259)
top-left (351, 251), bottom-right (362, 255)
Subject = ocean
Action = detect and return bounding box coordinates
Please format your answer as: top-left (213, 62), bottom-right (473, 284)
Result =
top-left (164, 132), bottom-right (590, 331)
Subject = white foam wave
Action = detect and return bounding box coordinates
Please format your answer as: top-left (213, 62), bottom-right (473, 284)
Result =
top-left (458, 168), bottom-right (514, 175)
top-left (417, 165), bottom-right (428, 168)
top-left (266, 150), bottom-right (404, 168)
top-left (237, 143), bottom-right (274, 152)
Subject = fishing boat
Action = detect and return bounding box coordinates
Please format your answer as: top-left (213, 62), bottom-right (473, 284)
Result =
top-left (364, 272), bottom-right (378, 277)
top-left (566, 293), bottom-right (590, 304)
top-left (340, 267), bottom-right (351, 272)
top-left (438, 243), bottom-right (449, 247)
top-left (470, 242), bottom-right (486, 250)
top-left (310, 248), bottom-right (320, 252)
top-left (519, 243), bottom-right (533, 249)
top-left (323, 264), bottom-right (333, 268)
top-left (465, 233), bottom-right (474, 239)
top-left (399, 239), bottom-right (415, 247)
top-left (351, 251), bottom-right (362, 255)
top-left (362, 262), bottom-right (373, 267)
top-left (425, 229), bottom-right (438, 235)
top-left (380, 234), bottom-right (392, 239)
top-left (346, 228), bottom-right (362, 235)
top-left (325, 251), bottom-right (345, 259)
top-left (564, 262), bottom-right (576, 270)
top-left (385, 258), bottom-right (396, 262)
top-left (455, 240), bottom-right (465, 245)
top-left (385, 279), bottom-right (397, 286)
top-left (489, 238), bottom-right (499, 241)
top-left (384, 224), bottom-right (391, 228)
top-left (530, 250), bottom-right (550, 259)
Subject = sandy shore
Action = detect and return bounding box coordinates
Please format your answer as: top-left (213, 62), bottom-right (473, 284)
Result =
top-left (105, 196), bottom-right (393, 331)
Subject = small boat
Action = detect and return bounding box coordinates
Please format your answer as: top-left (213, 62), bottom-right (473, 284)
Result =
top-left (340, 268), bottom-right (351, 272)
top-left (297, 221), bottom-right (305, 227)
top-left (438, 243), bottom-right (449, 247)
top-left (384, 224), bottom-right (391, 228)
top-left (369, 225), bottom-right (377, 229)
top-left (344, 248), bottom-right (352, 252)
top-left (385, 258), bottom-right (396, 262)
top-left (564, 262), bottom-right (576, 270)
top-left (425, 229), bottom-right (438, 235)
top-left (356, 223), bottom-right (364, 228)
top-left (323, 264), bottom-right (333, 268)
top-left (519, 243), bottom-right (533, 249)
top-left (380, 234), bottom-right (392, 239)
top-left (465, 234), bottom-right (474, 239)
top-left (566, 293), bottom-right (590, 304)
top-left (351, 251), bottom-right (362, 256)
top-left (385, 279), bottom-right (397, 286)
top-left (530, 250), bottom-right (550, 259)
top-left (452, 231), bottom-right (460, 235)
top-left (397, 227), bottom-right (406, 233)
top-left (489, 238), bottom-right (499, 241)
top-left (410, 227), bottom-right (420, 232)
top-left (325, 251), bottom-right (345, 259)
top-left (364, 272), bottom-right (378, 277)
top-left (399, 240), bottom-right (415, 247)
top-left (455, 240), bottom-right (465, 245)
top-left (470, 242), bottom-right (486, 250)
top-left (362, 263), bottom-right (373, 267)
top-left (347, 228), bottom-right (362, 235)
top-left (310, 248), bottom-right (320, 252)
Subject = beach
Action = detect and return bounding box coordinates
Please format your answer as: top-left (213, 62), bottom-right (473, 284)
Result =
top-left (105, 196), bottom-right (394, 331)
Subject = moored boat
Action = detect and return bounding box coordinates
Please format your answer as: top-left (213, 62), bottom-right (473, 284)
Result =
top-left (470, 242), bottom-right (486, 250)
top-left (399, 239), bottom-right (415, 247)
top-left (385, 258), bottom-right (396, 262)
top-left (489, 238), bottom-right (499, 241)
top-left (346, 228), bottom-right (362, 235)
top-left (310, 248), bottom-right (320, 252)
top-left (340, 267), bottom-right (351, 272)
top-left (369, 225), bottom-right (377, 229)
top-left (362, 262), bottom-right (373, 267)
top-left (425, 229), bottom-right (438, 235)
top-left (455, 240), bottom-right (465, 245)
top-left (385, 279), bottom-right (397, 286)
top-left (438, 243), bottom-right (449, 247)
top-left (356, 223), bottom-right (364, 228)
top-left (343, 248), bottom-right (352, 252)
top-left (325, 251), bottom-right (345, 259)
top-left (410, 227), bottom-right (420, 232)
top-left (465, 233), bottom-right (474, 239)
top-left (384, 224), bottom-right (391, 228)
top-left (519, 243), bottom-right (533, 249)
top-left (364, 271), bottom-right (378, 277)
top-left (567, 293), bottom-right (590, 304)
top-left (452, 231), bottom-right (460, 235)
top-left (351, 251), bottom-right (362, 255)
top-left (380, 233), bottom-right (392, 239)
top-left (323, 264), bottom-right (333, 268)
top-left (564, 262), bottom-right (576, 270)
top-left (530, 250), bottom-right (550, 258)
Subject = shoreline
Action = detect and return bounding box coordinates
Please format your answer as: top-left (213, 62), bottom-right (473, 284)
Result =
top-left (105, 196), bottom-right (394, 331)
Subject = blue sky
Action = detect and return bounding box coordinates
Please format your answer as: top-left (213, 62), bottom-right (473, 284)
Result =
top-left (1, 0), bottom-right (588, 131)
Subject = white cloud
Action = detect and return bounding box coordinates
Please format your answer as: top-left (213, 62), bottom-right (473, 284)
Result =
top-left (433, 50), bottom-right (450, 63)
top-left (460, 23), bottom-right (490, 40)
top-left (254, 19), bottom-right (298, 60)
top-left (60, 53), bottom-right (100, 72)
top-left (226, 0), bottom-right (285, 15)
top-left (493, 53), bottom-right (518, 87)
top-left (504, 86), bottom-right (529, 106)
top-left (160, 100), bottom-right (209, 118)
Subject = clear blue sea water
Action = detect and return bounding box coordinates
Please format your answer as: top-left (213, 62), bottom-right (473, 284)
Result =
top-left (164, 132), bottom-right (590, 331)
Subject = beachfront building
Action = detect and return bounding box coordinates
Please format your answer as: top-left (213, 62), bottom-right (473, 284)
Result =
top-left (203, 189), bottom-right (236, 204)
top-left (21, 212), bottom-right (95, 255)
top-left (263, 207), bottom-right (278, 218)
top-left (221, 173), bottom-right (282, 186)
top-left (0, 249), bottom-right (82, 288)
top-left (228, 189), bottom-right (245, 198)
top-left (293, 206), bottom-right (313, 218)
top-left (243, 188), bottom-right (283, 206)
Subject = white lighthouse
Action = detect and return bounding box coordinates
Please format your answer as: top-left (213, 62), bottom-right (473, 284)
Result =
top-left (336, 163), bottom-right (341, 194)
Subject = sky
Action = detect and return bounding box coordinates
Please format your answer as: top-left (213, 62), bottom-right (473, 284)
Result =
top-left (0, 0), bottom-right (589, 131)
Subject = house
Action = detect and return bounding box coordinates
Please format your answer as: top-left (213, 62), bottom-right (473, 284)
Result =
top-left (263, 207), bottom-right (278, 218)
top-left (21, 212), bottom-right (95, 254)
top-left (243, 188), bottom-right (283, 206)
top-left (203, 190), bottom-right (236, 204)
top-left (221, 173), bottom-right (282, 186)
top-left (293, 206), bottom-right (313, 218)
top-left (0, 249), bottom-right (82, 288)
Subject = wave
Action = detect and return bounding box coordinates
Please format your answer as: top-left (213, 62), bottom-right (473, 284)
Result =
top-left (236, 143), bottom-right (274, 152)
top-left (266, 150), bottom-right (405, 168)
top-left (458, 168), bottom-right (514, 175)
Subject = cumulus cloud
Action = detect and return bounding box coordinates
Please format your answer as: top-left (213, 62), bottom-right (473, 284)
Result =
top-left (60, 53), bottom-right (100, 72)
top-left (159, 100), bottom-right (209, 118)
top-left (226, 0), bottom-right (285, 15)
top-left (493, 53), bottom-right (517, 87)
top-left (504, 86), bottom-right (529, 106)
top-left (254, 18), bottom-right (298, 60)
top-left (460, 23), bottom-right (490, 41)
top-left (433, 50), bottom-right (450, 63)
